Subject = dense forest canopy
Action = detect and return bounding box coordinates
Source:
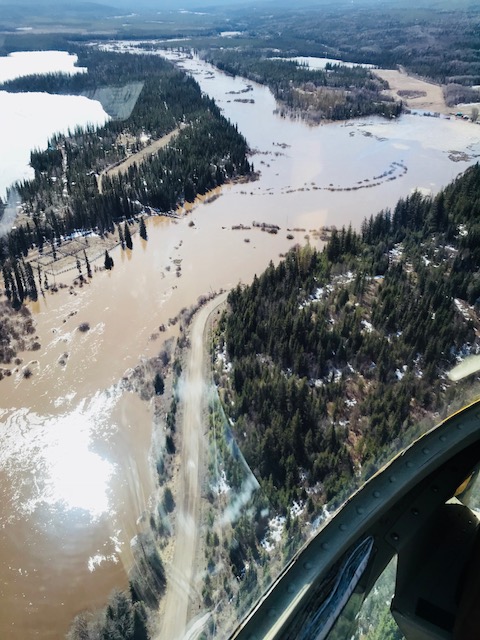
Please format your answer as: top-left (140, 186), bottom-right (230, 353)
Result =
top-left (205, 3), bottom-right (480, 87)
top-left (5, 42), bottom-right (389, 121)
top-left (218, 163), bottom-right (480, 512)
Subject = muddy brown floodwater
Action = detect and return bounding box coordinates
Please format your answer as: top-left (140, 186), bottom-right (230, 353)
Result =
top-left (2, 47), bottom-right (480, 639)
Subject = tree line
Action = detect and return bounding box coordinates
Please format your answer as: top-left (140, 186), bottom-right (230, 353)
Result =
top-left (224, 2), bottom-right (480, 91)
top-left (219, 163), bottom-right (480, 512)
top-left (0, 48), bottom-right (252, 291)
top-left (203, 48), bottom-right (401, 122)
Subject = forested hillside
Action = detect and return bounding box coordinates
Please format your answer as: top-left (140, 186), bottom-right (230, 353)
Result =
top-left (216, 163), bottom-right (480, 512)
top-left (209, 2), bottom-right (480, 90)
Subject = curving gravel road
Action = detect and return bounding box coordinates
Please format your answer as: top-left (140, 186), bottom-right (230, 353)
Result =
top-left (160, 292), bottom-right (228, 640)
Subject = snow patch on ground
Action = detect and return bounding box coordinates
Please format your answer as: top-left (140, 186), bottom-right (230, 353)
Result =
top-left (261, 515), bottom-right (286, 552)
top-left (299, 284), bottom-right (332, 309)
top-left (333, 271), bottom-right (355, 286)
top-left (361, 319), bottom-right (374, 333)
top-left (299, 272), bottom-right (354, 310)
top-left (290, 500), bottom-right (304, 518)
top-left (452, 342), bottom-right (480, 362)
top-left (395, 365), bottom-right (408, 380)
top-left (311, 505), bottom-right (331, 533)
top-left (217, 344), bottom-right (232, 373)
top-left (454, 298), bottom-right (471, 321)
top-left (389, 244), bottom-right (404, 262)
top-left (261, 502), bottom-right (304, 552)
top-left (212, 469), bottom-right (231, 496)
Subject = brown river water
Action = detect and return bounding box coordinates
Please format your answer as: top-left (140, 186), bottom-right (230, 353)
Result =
top-left (1, 47), bottom-right (480, 638)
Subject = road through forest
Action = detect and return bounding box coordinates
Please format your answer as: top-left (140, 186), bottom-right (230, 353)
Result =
top-left (97, 127), bottom-right (181, 194)
top-left (160, 292), bottom-right (228, 640)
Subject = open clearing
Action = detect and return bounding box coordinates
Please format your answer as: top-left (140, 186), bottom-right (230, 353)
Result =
top-left (375, 68), bottom-right (450, 115)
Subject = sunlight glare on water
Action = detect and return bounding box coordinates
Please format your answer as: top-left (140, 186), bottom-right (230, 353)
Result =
top-left (42, 414), bottom-right (114, 518)
top-left (1, 390), bottom-right (119, 522)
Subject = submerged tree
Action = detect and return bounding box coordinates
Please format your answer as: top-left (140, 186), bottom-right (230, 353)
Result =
top-left (124, 222), bottom-right (133, 250)
top-left (154, 372), bottom-right (165, 395)
top-left (24, 261), bottom-right (38, 301)
top-left (104, 250), bottom-right (114, 270)
top-left (118, 222), bottom-right (125, 249)
top-left (84, 251), bottom-right (92, 278)
top-left (139, 217), bottom-right (148, 241)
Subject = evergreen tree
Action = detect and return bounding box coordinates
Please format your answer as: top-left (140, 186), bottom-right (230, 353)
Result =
top-left (133, 606), bottom-right (149, 640)
top-left (104, 590), bottom-right (134, 639)
top-left (12, 260), bottom-right (25, 302)
top-left (37, 263), bottom-right (42, 292)
top-left (163, 486), bottom-right (175, 512)
top-left (124, 222), bottom-right (133, 250)
top-left (24, 261), bottom-right (38, 301)
top-left (118, 223), bottom-right (125, 249)
top-left (154, 372), bottom-right (164, 395)
top-left (84, 251), bottom-right (92, 278)
top-left (2, 265), bottom-right (12, 300)
top-left (139, 217), bottom-right (148, 241)
top-left (104, 250), bottom-right (114, 270)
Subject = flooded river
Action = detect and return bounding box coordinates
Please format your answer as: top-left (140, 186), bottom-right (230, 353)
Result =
top-left (1, 46), bottom-right (480, 638)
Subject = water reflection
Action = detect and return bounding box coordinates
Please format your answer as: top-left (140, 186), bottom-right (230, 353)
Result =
top-left (0, 391), bottom-right (119, 522)
top-left (448, 354), bottom-right (480, 382)
top-left (43, 415), bottom-right (114, 518)
top-left (0, 387), bottom-right (153, 638)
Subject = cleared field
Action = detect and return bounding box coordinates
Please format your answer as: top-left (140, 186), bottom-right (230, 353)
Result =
top-left (375, 68), bottom-right (449, 115)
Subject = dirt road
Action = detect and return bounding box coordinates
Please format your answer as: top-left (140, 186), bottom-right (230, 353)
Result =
top-left (160, 292), bottom-right (228, 640)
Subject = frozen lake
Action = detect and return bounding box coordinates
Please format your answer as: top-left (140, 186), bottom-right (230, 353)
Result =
top-left (0, 51), bottom-right (108, 200)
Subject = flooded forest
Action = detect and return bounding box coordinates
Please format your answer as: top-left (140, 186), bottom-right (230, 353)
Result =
top-left (1, 1), bottom-right (480, 638)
